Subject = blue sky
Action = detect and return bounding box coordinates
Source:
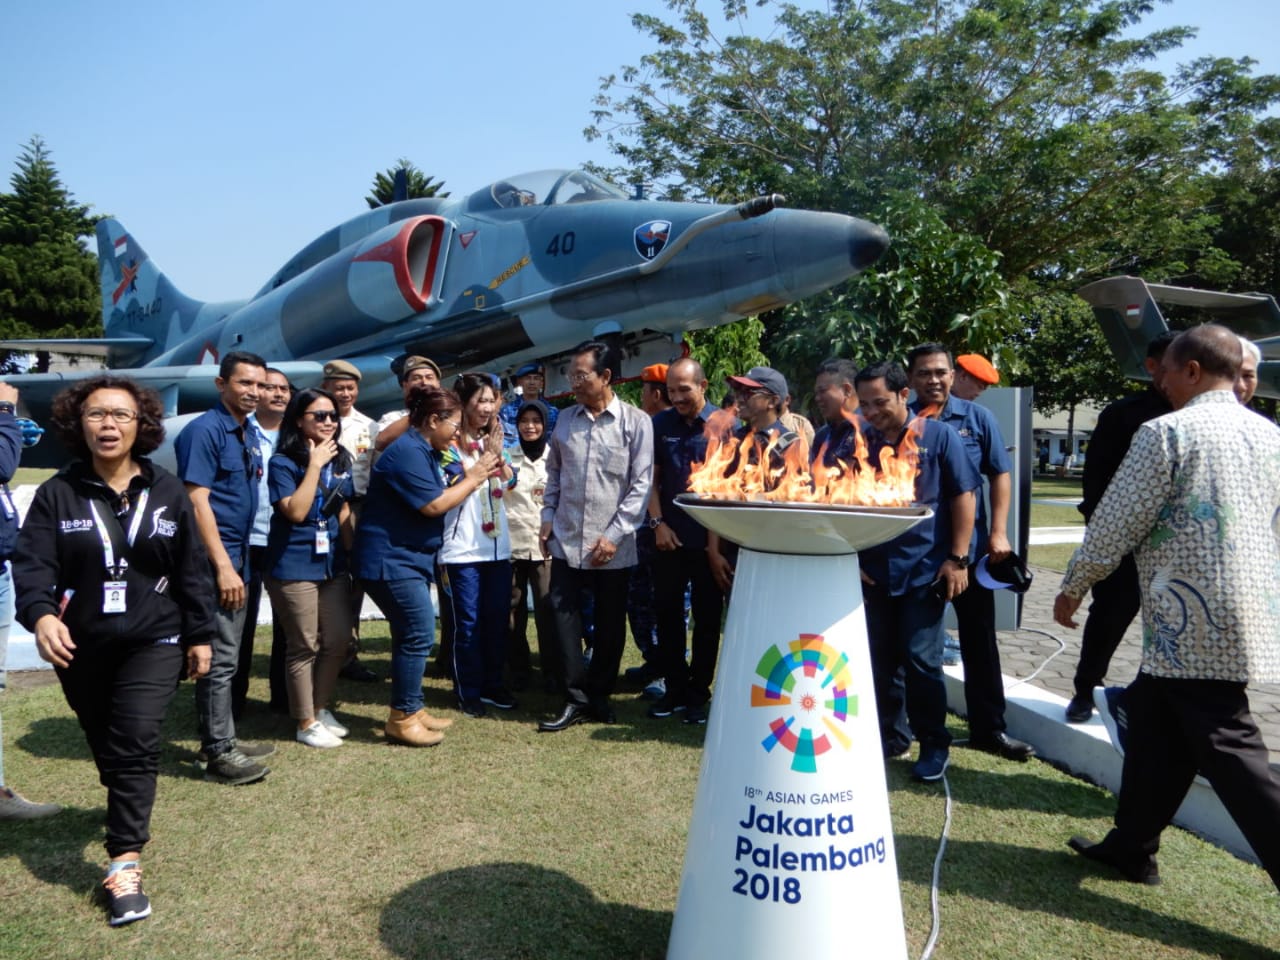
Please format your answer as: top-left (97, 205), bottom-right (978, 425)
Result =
top-left (1, 0), bottom-right (1275, 302)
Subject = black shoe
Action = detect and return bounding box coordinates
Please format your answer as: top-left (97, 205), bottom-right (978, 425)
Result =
top-left (647, 695), bottom-right (685, 719)
top-left (683, 704), bottom-right (708, 725)
top-left (458, 699), bottom-right (489, 719)
top-left (480, 689), bottom-right (518, 711)
top-left (1068, 835), bottom-right (1160, 885)
top-left (968, 732), bottom-right (1035, 762)
top-left (340, 660), bottom-right (380, 683)
top-left (1065, 694), bottom-right (1094, 724)
top-left (588, 700), bottom-right (616, 724)
top-left (538, 703), bottom-right (589, 733)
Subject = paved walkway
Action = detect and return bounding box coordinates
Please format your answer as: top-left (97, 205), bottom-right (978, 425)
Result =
top-left (1002, 562), bottom-right (1280, 768)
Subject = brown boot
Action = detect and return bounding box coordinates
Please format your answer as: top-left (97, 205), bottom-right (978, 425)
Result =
top-left (385, 709), bottom-right (445, 747)
top-left (415, 709), bottom-right (454, 731)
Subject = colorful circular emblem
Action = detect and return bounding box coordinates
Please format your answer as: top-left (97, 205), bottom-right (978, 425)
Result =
top-left (751, 633), bottom-right (856, 773)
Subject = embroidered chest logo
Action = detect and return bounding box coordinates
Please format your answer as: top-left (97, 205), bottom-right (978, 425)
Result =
top-left (60, 518), bottom-right (95, 533)
top-left (150, 506), bottom-right (178, 539)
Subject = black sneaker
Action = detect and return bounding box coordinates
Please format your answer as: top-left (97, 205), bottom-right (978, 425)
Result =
top-left (683, 704), bottom-right (708, 725)
top-left (458, 698), bottom-right (489, 719)
top-left (195, 739), bottom-right (276, 769)
top-left (203, 748), bottom-right (269, 785)
top-left (647, 695), bottom-right (685, 719)
top-left (103, 863), bottom-right (151, 926)
top-left (480, 689), bottom-right (518, 710)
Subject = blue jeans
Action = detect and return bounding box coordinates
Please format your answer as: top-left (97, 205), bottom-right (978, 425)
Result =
top-left (445, 560), bottom-right (512, 702)
top-left (196, 601), bottom-right (248, 755)
top-left (865, 582), bottom-right (952, 753)
top-left (363, 577), bottom-right (436, 714)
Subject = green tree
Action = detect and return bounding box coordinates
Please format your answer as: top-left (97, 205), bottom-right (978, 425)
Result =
top-left (0, 135), bottom-right (101, 340)
top-left (366, 159), bottom-right (450, 208)
top-left (684, 316), bottom-right (768, 399)
top-left (1012, 291), bottom-right (1127, 452)
top-left (586, 0), bottom-right (1280, 381)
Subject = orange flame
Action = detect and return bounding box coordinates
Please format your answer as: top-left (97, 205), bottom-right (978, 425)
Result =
top-left (688, 408), bottom-right (925, 507)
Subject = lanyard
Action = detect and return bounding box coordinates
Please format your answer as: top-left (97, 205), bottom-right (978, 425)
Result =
top-left (315, 464), bottom-right (333, 525)
top-left (88, 489), bottom-right (149, 578)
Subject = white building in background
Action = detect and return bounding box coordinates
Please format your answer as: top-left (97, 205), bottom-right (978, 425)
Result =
top-left (1032, 402), bottom-right (1103, 474)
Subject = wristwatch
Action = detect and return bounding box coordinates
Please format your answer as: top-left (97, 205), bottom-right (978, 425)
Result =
top-left (0, 402), bottom-right (14, 416)
top-left (647, 515), bottom-right (665, 529)
top-left (946, 553), bottom-right (970, 568)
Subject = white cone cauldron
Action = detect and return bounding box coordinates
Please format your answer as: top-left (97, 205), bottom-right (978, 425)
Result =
top-left (667, 495), bottom-right (931, 960)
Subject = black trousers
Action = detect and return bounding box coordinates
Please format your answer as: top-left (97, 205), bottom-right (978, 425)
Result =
top-left (57, 638), bottom-right (183, 858)
top-left (233, 545), bottom-right (287, 716)
top-left (1108, 673), bottom-right (1280, 890)
top-left (1072, 553), bottom-right (1140, 698)
top-left (653, 546), bottom-right (724, 707)
top-left (950, 575), bottom-right (1007, 738)
top-left (508, 558), bottom-right (555, 684)
top-left (547, 559), bottom-right (631, 707)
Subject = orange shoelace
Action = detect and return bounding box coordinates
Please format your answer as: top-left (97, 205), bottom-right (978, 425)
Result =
top-left (104, 866), bottom-right (142, 896)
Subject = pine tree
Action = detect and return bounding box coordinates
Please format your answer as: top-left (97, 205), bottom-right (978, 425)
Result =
top-left (0, 135), bottom-right (101, 340)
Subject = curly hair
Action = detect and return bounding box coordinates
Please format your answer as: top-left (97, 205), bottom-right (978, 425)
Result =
top-left (407, 386), bottom-right (461, 429)
top-left (50, 376), bottom-right (167, 459)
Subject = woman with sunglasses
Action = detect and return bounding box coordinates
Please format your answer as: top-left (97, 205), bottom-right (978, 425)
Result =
top-left (264, 388), bottom-right (354, 749)
top-left (355, 387), bottom-right (500, 746)
top-left (13, 376), bottom-right (217, 926)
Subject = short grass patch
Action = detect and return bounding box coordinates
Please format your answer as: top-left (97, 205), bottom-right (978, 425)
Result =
top-left (2, 624), bottom-right (1277, 959)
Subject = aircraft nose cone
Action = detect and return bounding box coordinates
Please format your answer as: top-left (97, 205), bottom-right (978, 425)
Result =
top-left (849, 219), bottom-right (890, 271)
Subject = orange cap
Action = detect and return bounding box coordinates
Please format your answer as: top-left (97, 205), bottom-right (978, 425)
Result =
top-left (956, 354), bottom-right (999, 385)
top-left (641, 363), bottom-right (669, 384)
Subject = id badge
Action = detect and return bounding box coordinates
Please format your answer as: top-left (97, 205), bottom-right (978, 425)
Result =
top-left (315, 527), bottom-right (330, 555)
top-left (103, 581), bottom-right (128, 614)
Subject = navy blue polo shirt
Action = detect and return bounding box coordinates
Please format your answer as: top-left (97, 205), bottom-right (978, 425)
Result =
top-left (175, 402), bottom-right (261, 573)
top-left (354, 429), bottom-right (445, 581)
top-left (264, 455), bottom-right (353, 581)
top-left (911, 395), bottom-right (1011, 552)
top-left (653, 402), bottom-right (717, 550)
top-left (811, 418), bottom-right (857, 469)
top-left (858, 417), bottom-right (981, 595)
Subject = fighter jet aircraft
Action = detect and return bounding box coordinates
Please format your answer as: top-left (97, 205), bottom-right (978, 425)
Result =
top-left (2, 168), bottom-right (889, 433)
top-left (1077, 274), bottom-right (1280, 399)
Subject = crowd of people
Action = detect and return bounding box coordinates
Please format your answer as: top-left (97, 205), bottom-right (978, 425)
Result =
top-left (1, 324), bottom-right (1276, 926)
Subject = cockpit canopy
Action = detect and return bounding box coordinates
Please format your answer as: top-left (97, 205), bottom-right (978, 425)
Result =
top-left (466, 169), bottom-right (630, 213)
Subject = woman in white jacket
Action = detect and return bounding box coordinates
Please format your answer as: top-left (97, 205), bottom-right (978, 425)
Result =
top-left (504, 400), bottom-right (558, 693)
top-left (439, 374), bottom-right (517, 717)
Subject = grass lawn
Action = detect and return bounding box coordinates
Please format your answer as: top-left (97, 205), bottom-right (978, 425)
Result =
top-left (2, 624), bottom-right (1277, 959)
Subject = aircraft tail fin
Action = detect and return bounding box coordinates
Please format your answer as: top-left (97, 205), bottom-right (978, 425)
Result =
top-left (97, 218), bottom-right (206, 364)
top-left (1075, 276), bottom-right (1171, 381)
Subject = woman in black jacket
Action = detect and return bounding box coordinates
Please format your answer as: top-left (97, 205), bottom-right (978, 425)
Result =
top-left (13, 375), bottom-right (217, 928)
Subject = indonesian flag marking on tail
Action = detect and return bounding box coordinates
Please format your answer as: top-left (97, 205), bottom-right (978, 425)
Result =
top-left (1125, 304), bottom-right (1141, 319)
top-left (114, 236), bottom-right (128, 259)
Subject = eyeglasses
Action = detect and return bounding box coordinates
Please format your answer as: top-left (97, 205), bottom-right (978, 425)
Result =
top-left (306, 411), bottom-right (339, 423)
top-left (567, 371), bottom-right (597, 386)
top-left (438, 417), bottom-right (460, 431)
top-left (84, 408), bottom-right (138, 423)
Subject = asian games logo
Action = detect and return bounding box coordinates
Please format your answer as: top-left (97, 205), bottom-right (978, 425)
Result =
top-left (751, 633), bottom-right (856, 774)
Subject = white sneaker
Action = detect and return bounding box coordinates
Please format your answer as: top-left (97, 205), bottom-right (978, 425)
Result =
top-left (0, 786), bottom-right (61, 819)
top-left (296, 721), bottom-right (343, 749)
top-left (316, 709), bottom-right (349, 738)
